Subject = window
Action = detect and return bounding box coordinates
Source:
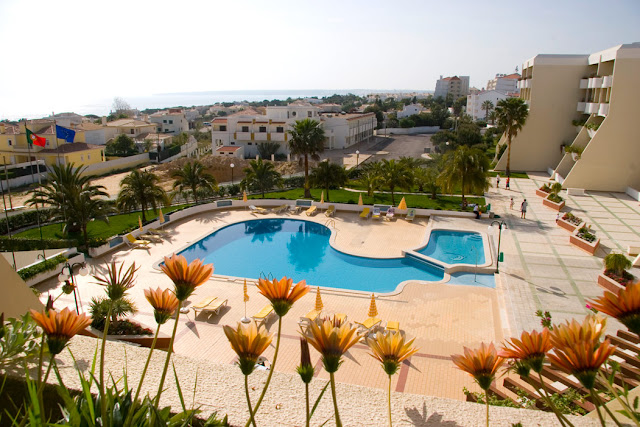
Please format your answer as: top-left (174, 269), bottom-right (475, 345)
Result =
top-left (164, 129), bottom-right (169, 132)
top-left (157, 127), bottom-right (162, 132)
top-left (88, 154), bottom-right (91, 160)
top-left (45, 139), bottom-right (50, 146)
top-left (259, 126), bottom-right (266, 133)
top-left (231, 142), bottom-right (235, 145)
top-left (242, 126), bottom-right (249, 132)
top-left (291, 111), bottom-right (297, 117)
top-left (307, 111), bottom-right (312, 117)
top-left (8, 139), bottom-right (12, 146)
top-left (276, 127), bottom-right (284, 133)
top-left (248, 142), bottom-right (252, 145)
top-left (81, 155), bottom-right (84, 161)
top-left (163, 120), bottom-right (167, 123)
top-left (130, 129), bottom-right (134, 134)
top-left (220, 125), bottom-right (227, 131)
top-left (169, 120), bottom-right (173, 124)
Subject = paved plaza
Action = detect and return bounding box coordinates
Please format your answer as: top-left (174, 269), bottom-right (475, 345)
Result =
top-left (37, 175), bottom-right (640, 402)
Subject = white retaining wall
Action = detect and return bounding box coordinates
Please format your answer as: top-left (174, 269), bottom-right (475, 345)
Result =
top-left (22, 250), bottom-right (85, 287)
top-left (0, 172), bottom-right (48, 191)
top-left (82, 153), bottom-right (150, 176)
top-left (626, 187), bottom-right (640, 202)
top-left (375, 126), bottom-right (440, 135)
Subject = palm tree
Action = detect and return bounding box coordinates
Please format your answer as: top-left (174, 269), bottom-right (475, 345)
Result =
top-left (359, 162), bottom-right (381, 197)
top-left (437, 146), bottom-right (490, 209)
top-left (379, 159), bottom-right (413, 205)
top-left (488, 111), bottom-right (497, 126)
top-left (242, 158), bottom-right (283, 198)
top-left (117, 170), bottom-right (169, 222)
top-left (414, 167), bottom-right (440, 199)
top-left (27, 163), bottom-right (112, 246)
top-left (171, 161), bottom-right (217, 204)
top-left (288, 118), bottom-right (326, 198)
top-left (481, 100), bottom-right (494, 122)
top-left (310, 161), bottom-right (348, 202)
top-left (495, 98), bottom-right (529, 177)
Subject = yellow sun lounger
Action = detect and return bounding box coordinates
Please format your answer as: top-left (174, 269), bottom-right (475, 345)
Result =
top-left (249, 205), bottom-right (268, 215)
top-left (190, 296), bottom-right (218, 315)
top-left (355, 317), bottom-right (381, 334)
top-left (272, 204), bottom-right (289, 214)
top-left (405, 208), bottom-right (416, 222)
top-left (299, 309), bottom-right (321, 324)
top-left (305, 205), bottom-right (318, 216)
top-left (252, 304), bottom-right (275, 327)
top-left (386, 321), bottom-right (400, 333)
top-left (324, 205), bottom-right (336, 217)
top-left (148, 228), bottom-right (169, 236)
top-left (360, 207), bottom-right (371, 218)
top-left (124, 233), bottom-right (151, 249)
top-left (140, 233), bottom-right (163, 243)
top-left (199, 299), bottom-right (228, 316)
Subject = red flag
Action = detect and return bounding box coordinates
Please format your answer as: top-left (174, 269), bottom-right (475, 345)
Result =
top-left (26, 128), bottom-right (46, 147)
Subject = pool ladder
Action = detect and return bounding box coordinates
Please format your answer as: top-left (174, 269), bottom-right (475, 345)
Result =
top-left (259, 271), bottom-right (274, 281)
top-left (325, 219), bottom-right (336, 228)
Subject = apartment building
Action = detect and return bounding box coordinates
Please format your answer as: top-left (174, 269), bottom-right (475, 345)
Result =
top-left (434, 75), bottom-right (470, 99)
top-left (397, 104), bottom-right (425, 119)
top-left (148, 108), bottom-right (189, 134)
top-left (486, 73), bottom-right (520, 94)
top-left (466, 90), bottom-right (513, 121)
top-left (104, 118), bottom-right (157, 141)
top-left (495, 42), bottom-right (640, 192)
top-left (211, 103), bottom-right (376, 158)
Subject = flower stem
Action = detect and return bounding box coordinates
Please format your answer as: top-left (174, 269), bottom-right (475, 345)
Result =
top-left (99, 302), bottom-right (113, 425)
top-left (485, 395), bottom-right (489, 427)
top-left (155, 309), bottom-right (181, 407)
top-left (305, 382), bottom-right (310, 427)
top-left (536, 372), bottom-right (573, 427)
top-left (36, 354), bottom-right (55, 418)
top-left (388, 375), bottom-right (392, 427)
top-left (590, 389), bottom-right (607, 426)
top-left (591, 388), bottom-right (624, 427)
top-left (330, 372), bottom-right (342, 427)
top-left (245, 316), bottom-right (282, 427)
top-left (245, 375), bottom-right (257, 427)
top-left (36, 334), bottom-right (45, 387)
top-left (124, 325), bottom-right (161, 427)
top-left (597, 372), bottom-right (640, 426)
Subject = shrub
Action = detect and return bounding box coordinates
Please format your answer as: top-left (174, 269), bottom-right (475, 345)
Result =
top-left (17, 254), bottom-right (69, 281)
top-left (283, 176), bottom-right (305, 188)
top-left (0, 236), bottom-right (77, 251)
top-left (562, 212), bottom-right (582, 225)
top-left (539, 184), bottom-right (551, 193)
top-left (577, 226), bottom-right (596, 243)
top-left (0, 208), bottom-right (56, 235)
top-left (603, 253), bottom-right (632, 276)
top-left (547, 193), bottom-right (563, 203)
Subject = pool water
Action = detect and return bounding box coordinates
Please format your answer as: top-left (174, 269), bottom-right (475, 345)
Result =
top-left (418, 230), bottom-right (485, 265)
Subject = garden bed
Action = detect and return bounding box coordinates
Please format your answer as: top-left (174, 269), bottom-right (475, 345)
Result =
top-left (80, 323), bottom-right (172, 350)
top-left (557, 213), bottom-right (584, 233)
top-left (597, 273), bottom-right (625, 295)
top-left (543, 195), bottom-right (565, 211)
top-left (569, 227), bottom-right (600, 255)
top-left (536, 186), bottom-right (550, 198)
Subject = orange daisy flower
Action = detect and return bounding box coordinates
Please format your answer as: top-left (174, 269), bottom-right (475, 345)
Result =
top-left (367, 331), bottom-right (419, 376)
top-left (452, 342), bottom-right (504, 391)
top-left (160, 254), bottom-right (213, 301)
top-left (144, 287), bottom-right (180, 324)
top-left (30, 308), bottom-right (91, 355)
top-left (223, 322), bottom-right (273, 375)
top-left (549, 314), bottom-right (606, 350)
top-left (548, 339), bottom-right (616, 390)
top-left (498, 329), bottom-right (552, 374)
top-left (588, 282), bottom-right (640, 336)
top-left (257, 276), bottom-right (309, 316)
top-left (303, 317), bottom-right (361, 373)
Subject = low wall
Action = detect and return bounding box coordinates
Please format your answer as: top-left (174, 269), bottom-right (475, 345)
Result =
top-left (23, 251), bottom-right (85, 287)
top-left (375, 126), bottom-right (440, 135)
top-left (82, 153), bottom-right (150, 177)
top-left (0, 172), bottom-right (48, 191)
top-left (626, 187), bottom-right (640, 202)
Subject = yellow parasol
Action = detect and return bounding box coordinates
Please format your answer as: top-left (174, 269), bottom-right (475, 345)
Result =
top-left (398, 197), bottom-right (407, 210)
top-left (320, 191), bottom-right (324, 204)
top-left (138, 216), bottom-right (143, 231)
top-left (158, 208), bottom-right (165, 223)
top-left (243, 279), bottom-right (250, 302)
top-left (368, 293), bottom-right (378, 318)
top-left (358, 193), bottom-right (363, 206)
top-left (243, 191), bottom-right (248, 202)
top-left (242, 279), bottom-right (250, 322)
top-left (315, 286), bottom-right (323, 312)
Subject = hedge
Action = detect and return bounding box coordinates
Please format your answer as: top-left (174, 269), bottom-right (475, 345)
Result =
top-left (0, 236), bottom-right (77, 252)
top-left (0, 208), bottom-right (56, 235)
top-left (17, 254), bottom-right (70, 281)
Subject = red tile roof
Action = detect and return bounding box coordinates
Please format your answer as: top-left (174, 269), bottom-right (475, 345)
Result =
top-left (38, 143), bottom-right (103, 154)
top-left (216, 146), bottom-right (241, 152)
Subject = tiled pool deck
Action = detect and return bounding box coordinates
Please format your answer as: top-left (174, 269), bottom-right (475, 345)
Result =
top-left (37, 175), bottom-right (640, 401)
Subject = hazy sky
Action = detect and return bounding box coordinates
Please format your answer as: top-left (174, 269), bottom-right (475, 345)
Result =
top-left (1, 0), bottom-right (638, 119)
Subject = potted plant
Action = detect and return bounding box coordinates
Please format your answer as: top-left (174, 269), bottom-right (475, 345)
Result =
top-left (571, 119), bottom-right (586, 131)
top-left (585, 122), bottom-right (600, 138)
top-left (564, 145), bottom-right (584, 161)
top-left (543, 183), bottom-right (565, 211)
top-left (557, 212), bottom-right (585, 233)
top-left (536, 183), bottom-right (552, 198)
top-left (570, 224), bottom-right (600, 255)
top-left (598, 253), bottom-right (635, 295)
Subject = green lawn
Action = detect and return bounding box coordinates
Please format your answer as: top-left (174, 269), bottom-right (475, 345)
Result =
top-left (14, 204), bottom-right (189, 242)
top-left (487, 171), bottom-right (529, 179)
top-left (251, 188), bottom-right (485, 211)
top-left (345, 180), bottom-right (485, 196)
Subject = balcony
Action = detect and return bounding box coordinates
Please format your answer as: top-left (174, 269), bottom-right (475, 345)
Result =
top-left (235, 132), bottom-right (252, 140)
top-left (602, 75), bottom-right (613, 88)
top-left (588, 77), bottom-right (603, 89)
top-left (579, 79), bottom-right (588, 89)
top-left (585, 103), bottom-right (599, 114)
top-left (577, 102), bottom-right (586, 112)
top-left (254, 132), bottom-right (268, 141)
top-left (598, 103), bottom-right (609, 117)
top-left (270, 133), bottom-right (285, 142)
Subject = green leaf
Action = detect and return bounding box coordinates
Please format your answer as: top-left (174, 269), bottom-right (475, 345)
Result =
top-left (309, 381), bottom-right (330, 421)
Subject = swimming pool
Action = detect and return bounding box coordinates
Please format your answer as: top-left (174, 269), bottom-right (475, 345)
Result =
top-left (417, 230), bottom-right (485, 265)
top-left (175, 219), bottom-right (493, 293)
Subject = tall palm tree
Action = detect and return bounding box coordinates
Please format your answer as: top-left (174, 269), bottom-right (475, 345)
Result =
top-left (242, 158), bottom-right (283, 198)
top-left (359, 162), bottom-right (381, 197)
top-left (171, 161), bottom-right (217, 205)
top-left (414, 166), bottom-right (440, 199)
top-left (488, 111), bottom-right (497, 126)
top-left (310, 161), bottom-right (348, 202)
top-left (117, 170), bottom-right (169, 222)
top-left (495, 98), bottom-right (529, 177)
top-left (27, 163), bottom-right (112, 246)
top-left (481, 100), bottom-right (494, 122)
top-left (379, 159), bottom-right (413, 205)
top-left (437, 146), bottom-right (489, 208)
top-left (288, 118), bottom-right (326, 198)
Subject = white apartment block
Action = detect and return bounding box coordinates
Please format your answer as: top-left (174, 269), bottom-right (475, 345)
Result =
top-left (104, 118), bottom-right (157, 141)
top-left (466, 90), bottom-right (513, 121)
top-left (211, 103), bottom-right (376, 158)
top-left (397, 104), bottom-right (425, 119)
top-left (434, 75), bottom-right (470, 99)
top-left (149, 109), bottom-right (189, 134)
top-left (486, 73), bottom-right (520, 94)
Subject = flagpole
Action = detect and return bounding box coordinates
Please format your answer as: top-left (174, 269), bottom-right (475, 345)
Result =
top-left (2, 156), bottom-right (13, 211)
top-left (24, 120), bottom-right (47, 259)
top-left (0, 158), bottom-right (17, 270)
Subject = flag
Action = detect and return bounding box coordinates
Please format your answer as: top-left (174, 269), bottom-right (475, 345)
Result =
top-left (26, 128), bottom-right (46, 147)
top-left (55, 125), bottom-right (76, 143)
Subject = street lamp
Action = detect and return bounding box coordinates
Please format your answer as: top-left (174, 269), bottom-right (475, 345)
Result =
top-left (58, 262), bottom-right (89, 314)
top-left (355, 150), bottom-right (360, 168)
top-left (488, 221), bottom-right (508, 274)
top-left (230, 163), bottom-right (235, 185)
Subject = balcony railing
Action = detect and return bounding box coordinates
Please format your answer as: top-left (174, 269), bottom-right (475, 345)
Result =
top-left (579, 79), bottom-right (588, 89)
top-left (236, 132), bottom-right (252, 140)
top-left (602, 75), bottom-right (613, 88)
top-left (577, 102), bottom-right (586, 113)
top-left (588, 77), bottom-right (603, 89)
top-left (254, 132), bottom-right (268, 141)
top-left (270, 133), bottom-right (285, 142)
top-left (598, 103), bottom-right (609, 117)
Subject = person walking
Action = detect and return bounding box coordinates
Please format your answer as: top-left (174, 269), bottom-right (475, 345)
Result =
top-left (520, 199), bottom-right (528, 219)
top-left (505, 177), bottom-right (511, 190)
top-left (496, 174), bottom-right (501, 189)
top-left (510, 197), bottom-right (514, 210)
top-left (473, 203), bottom-right (480, 219)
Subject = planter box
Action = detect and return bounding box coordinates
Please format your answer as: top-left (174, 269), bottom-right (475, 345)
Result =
top-left (24, 253), bottom-right (85, 287)
top-left (536, 189), bottom-right (550, 198)
top-left (80, 326), bottom-right (172, 350)
top-left (569, 234), bottom-right (600, 255)
top-left (597, 273), bottom-right (625, 295)
top-left (543, 196), bottom-right (565, 211)
top-left (557, 218), bottom-right (585, 233)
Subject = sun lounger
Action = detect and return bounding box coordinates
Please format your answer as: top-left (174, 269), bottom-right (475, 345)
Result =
top-left (372, 207), bottom-right (381, 219)
top-left (360, 207), bottom-right (370, 219)
top-left (633, 254), bottom-right (640, 268)
top-left (305, 205), bottom-right (318, 216)
top-left (252, 304), bottom-right (275, 327)
top-left (124, 233), bottom-right (151, 249)
top-left (325, 205), bottom-right (336, 217)
top-left (628, 245), bottom-right (640, 256)
top-left (272, 204), bottom-right (289, 214)
top-left (334, 313), bottom-right (347, 324)
top-left (190, 296), bottom-right (218, 315)
top-left (291, 206), bottom-right (302, 214)
top-left (140, 233), bottom-right (163, 243)
top-left (355, 317), bottom-right (381, 334)
top-left (249, 205), bottom-right (268, 215)
top-left (199, 299), bottom-right (228, 316)
top-left (386, 321), bottom-right (399, 333)
top-left (405, 208), bottom-right (416, 222)
top-left (299, 309), bottom-right (321, 324)
top-left (385, 207), bottom-right (395, 221)
top-left (148, 228), bottom-right (169, 236)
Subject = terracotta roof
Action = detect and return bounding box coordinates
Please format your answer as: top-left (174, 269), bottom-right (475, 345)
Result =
top-left (134, 132), bottom-right (173, 141)
top-left (502, 73), bottom-right (521, 79)
top-left (76, 122), bottom-right (103, 131)
top-left (216, 146), bottom-right (241, 152)
top-left (38, 143), bottom-right (103, 154)
top-left (212, 118), bottom-right (227, 123)
top-left (106, 119), bottom-right (153, 128)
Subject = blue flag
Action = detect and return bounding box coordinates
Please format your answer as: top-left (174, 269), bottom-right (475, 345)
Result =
top-left (55, 125), bottom-right (76, 143)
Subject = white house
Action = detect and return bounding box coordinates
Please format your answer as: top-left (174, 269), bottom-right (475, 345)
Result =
top-left (434, 75), bottom-right (470, 99)
top-left (149, 109), bottom-right (189, 134)
top-left (466, 90), bottom-right (513, 121)
top-left (216, 145), bottom-right (244, 159)
top-left (397, 104), bottom-right (425, 119)
top-left (486, 73), bottom-right (520, 94)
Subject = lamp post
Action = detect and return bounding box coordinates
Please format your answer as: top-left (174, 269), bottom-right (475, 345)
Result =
top-left (355, 150), bottom-right (360, 168)
top-left (58, 262), bottom-right (89, 314)
top-left (488, 221), bottom-right (508, 274)
top-left (230, 163), bottom-right (235, 185)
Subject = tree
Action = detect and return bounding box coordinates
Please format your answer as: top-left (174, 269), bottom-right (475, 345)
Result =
top-left (116, 170), bottom-right (169, 222)
top-left (488, 111), bottom-right (497, 126)
top-left (495, 98), bottom-right (529, 176)
top-left (414, 167), bottom-right (440, 199)
top-left (172, 132), bottom-right (189, 146)
top-left (257, 142), bottom-right (281, 159)
top-left (171, 161), bottom-right (217, 204)
top-left (310, 161), bottom-right (348, 202)
top-left (481, 100), bottom-right (494, 122)
top-left (379, 159), bottom-right (413, 205)
top-left (364, 105), bottom-right (384, 129)
top-left (287, 118), bottom-right (326, 198)
top-left (106, 134), bottom-right (137, 157)
top-left (242, 158), bottom-right (283, 198)
top-left (112, 97), bottom-right (132, 116)
top-left (27, 163), bottom-right (113, 246)
top-left (359, 163), bottom-right (381, 197)
top-left (437, 146), bottom-right (489, 208)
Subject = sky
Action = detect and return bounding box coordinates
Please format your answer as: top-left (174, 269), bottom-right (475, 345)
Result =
top-left (0, 0), bottom-right (638, 119)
